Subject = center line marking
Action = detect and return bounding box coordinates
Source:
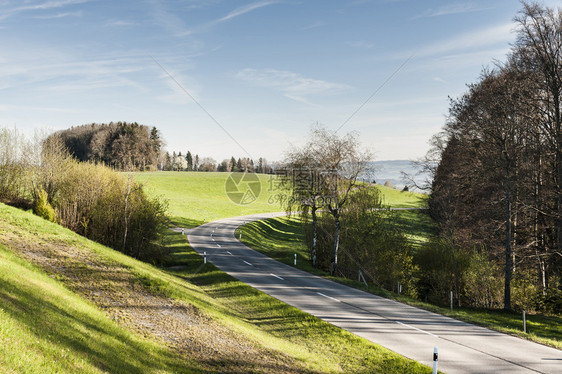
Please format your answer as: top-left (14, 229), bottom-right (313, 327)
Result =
top-left (243, 260), bottom-right (253, 266)
top-left (270, 273), bottom-right (284, 280)
top-left (216, 244), bottom-right (221, 247)
top-left (396, 321), bottom-right (439, 338)
top-left (226, 251), bottom-right (233, 255)
top-left (317, 292), bottom-right (340, 302)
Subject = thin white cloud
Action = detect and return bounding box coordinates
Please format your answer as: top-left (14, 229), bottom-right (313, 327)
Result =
top-left (32, 11), bottom-right (82, 19)
top-left (413, 3), bottom-right (491, 19)
top-left (236, 68), bottom-right (351, 104)
top-left (414, 22), bottom-right (515, 58)
top-left (215, 1), bottom-right (277, 24)
top-left (0, 0), bottom-right (89, 20)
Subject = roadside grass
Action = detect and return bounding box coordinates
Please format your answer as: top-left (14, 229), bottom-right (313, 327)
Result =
top-left (0, 245), bottom-right (198, 374)
top-left (164, 230), bottom-right (433, 374)
top-left (0, 202), bottom-right (431, 373)
top-left (131, 171), bottom-right (282, 228)
top-left (238, 216), bottom-right (562, 350)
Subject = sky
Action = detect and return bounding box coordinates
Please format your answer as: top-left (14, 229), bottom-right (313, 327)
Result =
top-left (1, 0), bottom-right (560, 163)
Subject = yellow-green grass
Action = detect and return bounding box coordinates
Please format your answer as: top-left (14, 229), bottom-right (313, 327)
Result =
top-left (0, 203), bottom-right (431, 373)
top-left (374, 184), bottom-right (428, 208)
top-left (131, 171), bottom-right (282, 228)
top-left (0, 245), bottom-right (199, 373)
top-left (238, 216), bottom-right (562, 350)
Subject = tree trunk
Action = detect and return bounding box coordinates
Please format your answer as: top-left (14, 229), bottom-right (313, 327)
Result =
top-left (311, 206), bottom-right (318, 268)
top-left (504, 166), bottom-right (512, 310)
top-left (331, 211), bottom-right (340, 276)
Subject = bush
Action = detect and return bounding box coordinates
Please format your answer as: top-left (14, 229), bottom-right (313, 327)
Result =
top-left (34, 188), bottom-right (56, 222)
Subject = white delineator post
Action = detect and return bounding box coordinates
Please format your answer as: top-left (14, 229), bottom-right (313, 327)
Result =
top-left (294, 253), bottom-right (297, 266)
top-left (204, 251), bottom-right (207, 264)
top-left (433, 346), bottom-right (438, 374)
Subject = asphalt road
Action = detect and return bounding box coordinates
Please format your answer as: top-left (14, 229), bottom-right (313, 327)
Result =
top-left (186, 213), bottom-right (562, 374)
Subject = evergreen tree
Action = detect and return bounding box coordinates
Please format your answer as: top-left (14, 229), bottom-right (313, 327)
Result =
top-left (186, 151), bottom-right (193, 171)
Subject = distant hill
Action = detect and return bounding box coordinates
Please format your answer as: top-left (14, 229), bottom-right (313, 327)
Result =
top-left (371, 160), bottom-right (431, 190)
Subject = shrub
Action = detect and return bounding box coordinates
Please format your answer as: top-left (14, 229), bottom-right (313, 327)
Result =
top-left (34, 188), bottom-right (56, 222)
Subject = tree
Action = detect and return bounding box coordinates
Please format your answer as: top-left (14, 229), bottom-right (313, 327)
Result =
top-left (285, 125), bottom-right (372, 275)
top-left (199, 157), bottom-right (217, 172)
top-left (230, 156), bottom-right (238, 172)
top-left (186, 151), bottom-right (193, 171)
top-left (194, 154), bottom-right (200, 171)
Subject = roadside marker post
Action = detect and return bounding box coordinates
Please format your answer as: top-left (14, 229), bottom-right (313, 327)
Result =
top-left (432, 346), bottom-right (438, 374)
top-left (523, 310), bottom-right (527, 333)
top-left (450, 291), bottom-right (453, 312)
top-left (204, 252), bottom-right (207, 264)
top-left (294, 253), bottom-right (297, 266)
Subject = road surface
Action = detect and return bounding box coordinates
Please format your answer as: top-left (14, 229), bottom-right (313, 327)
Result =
top-left (186, 213), bottom-right (562, 374)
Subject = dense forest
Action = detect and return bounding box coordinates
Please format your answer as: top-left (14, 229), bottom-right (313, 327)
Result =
top-left (54, 122), bottom-right (163, 171)
top-left (425, 2), bottom-right (562, 313)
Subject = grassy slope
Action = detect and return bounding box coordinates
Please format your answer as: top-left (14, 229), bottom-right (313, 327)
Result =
top-left (0, 203), bottom-right (431, 373)
top-left (132, 171), bottom-right (282, 228)
top-left (0, 241), bottom-right (197, 372)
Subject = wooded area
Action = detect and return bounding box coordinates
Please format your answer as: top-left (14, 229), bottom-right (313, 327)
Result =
top-left (427, 2), bottom-right (562, 312)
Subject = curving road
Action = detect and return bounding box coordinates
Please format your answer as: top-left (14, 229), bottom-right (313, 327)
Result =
top-left (187, 213), bottom-right (562, 374)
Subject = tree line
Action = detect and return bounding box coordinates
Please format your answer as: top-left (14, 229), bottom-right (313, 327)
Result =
top-left (163, 151), bottom-right (273, 174)
top-left (53, 121), bottom-right (274, 174)
top-left (425, 1), bottom-right (562, 313)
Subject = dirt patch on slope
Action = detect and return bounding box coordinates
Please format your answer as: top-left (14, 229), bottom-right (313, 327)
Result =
top-left (0, 223), bottom-right (308, 373)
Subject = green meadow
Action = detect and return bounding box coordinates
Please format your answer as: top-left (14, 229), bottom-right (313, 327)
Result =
top-left (132, 171), bottom-right (283, 228)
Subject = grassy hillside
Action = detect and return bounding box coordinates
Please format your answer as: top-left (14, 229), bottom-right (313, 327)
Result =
top-left (0, 203), bottom-right (432, 373)
top-left (132, 171), bottom-right (283, 228)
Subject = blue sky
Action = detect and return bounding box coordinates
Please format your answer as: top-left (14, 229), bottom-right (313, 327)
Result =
top-left (1, 0), bottom-right (559, 163)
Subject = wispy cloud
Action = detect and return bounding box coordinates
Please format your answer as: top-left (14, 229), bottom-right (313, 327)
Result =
top-left (412, 3), bottom-right (491, 19)
top-left (412, 22), bottom-right (515, 58)
top-left (215, 1), bottom-right (277, 24)
top-left (0, 0), bottom-right (90, 20)
top-left (32, 11), bottom-right (83, 19)
top-left (236, 68), bottom-right (350, 104)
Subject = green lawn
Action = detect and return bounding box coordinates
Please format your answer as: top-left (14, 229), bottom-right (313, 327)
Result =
top-left (132, 171), bottom-right (283, 228)
top-left (374, 184), bottom-right (428, 208)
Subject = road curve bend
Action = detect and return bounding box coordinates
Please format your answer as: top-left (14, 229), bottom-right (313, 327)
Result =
top-left (187, 213), bottom-right (562, 374)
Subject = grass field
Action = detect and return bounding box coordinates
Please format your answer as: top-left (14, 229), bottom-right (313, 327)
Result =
top-left (0, 202), bottom-right (432, 373)
top-left (132, 171), bottom-right (283, 228)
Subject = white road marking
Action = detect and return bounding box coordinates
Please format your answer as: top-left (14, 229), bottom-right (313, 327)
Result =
top-left (396, 321), bottom-right (439, 338)
top-left (270, 273), bottom-right (284, 280)
top-left (317, 292), bottom-right (340, 302)
top-left (226, 251), bottom-right (233, 255)
top-left (216, 243), bottom-right (221, 247)
top-left (243, 260), bottom-right (253, 266)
